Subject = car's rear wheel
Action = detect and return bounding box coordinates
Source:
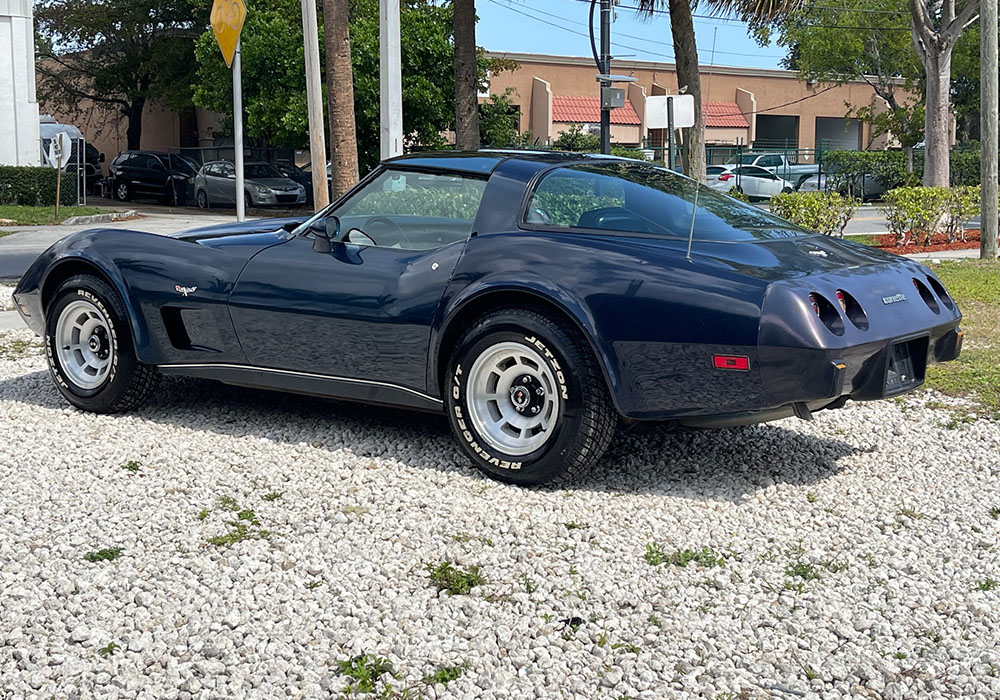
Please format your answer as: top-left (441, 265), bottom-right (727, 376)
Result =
top-left (45, 274), bottom-right (157, 413)
top-left (446, 308), bottom-right (616, 485)
top-left (115, 180), bottom-right (130, 201)
top-left (196, 189), bottom-right (209, 209)
top-left (244, 192), bottom-right (253, 210)
top-left (781, 186), bottom-right (794, 194)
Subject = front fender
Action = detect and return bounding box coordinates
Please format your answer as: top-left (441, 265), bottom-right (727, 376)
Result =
top-left (14, 231), bottom-right (150, 347)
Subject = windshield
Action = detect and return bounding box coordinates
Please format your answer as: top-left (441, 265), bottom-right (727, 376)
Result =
top-left (168, 155), bottom-right (198, 175)
top-left (245, 163), bottom-right (283, 179)
top-left (525, 162), bottom-right (809, 241)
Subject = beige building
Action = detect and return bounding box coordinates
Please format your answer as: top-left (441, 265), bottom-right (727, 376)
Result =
top-left (483, 52), bottom-right (899, 161)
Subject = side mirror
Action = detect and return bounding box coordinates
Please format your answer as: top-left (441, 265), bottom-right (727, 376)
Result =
top-left (99, 153), bottom-right (106, 163)
top-left (310, 216), bottom-right (340, 253)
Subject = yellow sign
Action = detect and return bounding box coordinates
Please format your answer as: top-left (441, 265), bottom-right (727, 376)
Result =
top-left (210, 0), bottom-right (247, 68)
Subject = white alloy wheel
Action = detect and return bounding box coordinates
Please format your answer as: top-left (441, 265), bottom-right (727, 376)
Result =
top-left (466, 341), bottom-right (561, 456)
top-left (55, 298), bottom-right (115, 390)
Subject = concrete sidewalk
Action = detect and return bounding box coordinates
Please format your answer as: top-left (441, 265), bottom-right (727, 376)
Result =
top-left (0, 212), bottom-right (243, 281)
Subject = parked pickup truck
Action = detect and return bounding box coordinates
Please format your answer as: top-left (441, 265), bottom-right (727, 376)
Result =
top-left (725, 153), bottom-right (819, 187)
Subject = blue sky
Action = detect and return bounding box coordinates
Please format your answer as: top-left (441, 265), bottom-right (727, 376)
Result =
top-left (475, 0), bottom-right (788, 70)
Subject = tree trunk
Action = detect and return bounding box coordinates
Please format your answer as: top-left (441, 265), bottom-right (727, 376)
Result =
top-left (904, 144), bottom-right (914, 174)
top-left (323, 0), bottom-right (360, 198)
top-left (667, 0), bottom-right (705, 183)
top-left (922, 50), bottom-right (953, 186)
top-left (453, 0), bottom-right (479, 151)
top-left (125, 96), bottom-right (145, 150)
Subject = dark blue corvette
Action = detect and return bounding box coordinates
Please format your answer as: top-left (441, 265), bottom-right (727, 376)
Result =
top-left (13, 151), bottom-right (963, 484)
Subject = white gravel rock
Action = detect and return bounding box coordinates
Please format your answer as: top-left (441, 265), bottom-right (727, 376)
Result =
top-left (1, 327), bottom-right (999, 699)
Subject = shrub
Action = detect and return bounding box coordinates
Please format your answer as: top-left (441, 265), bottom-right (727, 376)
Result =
top-left (0, 166), bottom-right (78, 206)
top-left (878, 186), bottom-right (977, 245)
top-left (727, 186), bottom-right (750, 203)
top-left (769, 191), bottom-right (860, 236)
top-left (553, 124), bottom-right (601, 152)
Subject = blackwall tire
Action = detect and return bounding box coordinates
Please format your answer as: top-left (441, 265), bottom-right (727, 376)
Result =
top-left (115, 181), bottom-right (131, 201)
top-left (44, 274), bottom-right (157, 414)
top-left (446, 308), bottom-right (616, 485)
top-left (196, 190), bottom-right (209, 209)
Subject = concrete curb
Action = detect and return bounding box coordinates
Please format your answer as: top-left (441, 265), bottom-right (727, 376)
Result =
top-left (61, 210), bottom-right (140, 226)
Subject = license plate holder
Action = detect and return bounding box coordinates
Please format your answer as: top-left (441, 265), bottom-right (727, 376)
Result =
top-left (884, 337), bottom-right (927, 396)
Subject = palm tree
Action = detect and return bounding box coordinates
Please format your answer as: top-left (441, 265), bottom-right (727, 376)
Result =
top-left (323, 0), bottom-right (360, 197)
top-left (637, 0), bottom-right (801, 183)
top-left (453, 0), bottom-right (480, 150)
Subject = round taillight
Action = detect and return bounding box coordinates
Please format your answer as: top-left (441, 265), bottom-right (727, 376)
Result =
top-left (913, 278), bottom-right (940, 313)
top-left (835, 290), bottom-right (847, 312)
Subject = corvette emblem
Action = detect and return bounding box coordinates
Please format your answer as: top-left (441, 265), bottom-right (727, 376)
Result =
top-left (882, 293), bottom-right (906, 305)
top-left (175, 285), bottom-right (197, 297)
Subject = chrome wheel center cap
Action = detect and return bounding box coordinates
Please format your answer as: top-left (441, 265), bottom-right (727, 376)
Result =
top-left (88, 335), bottom-right (101, 352)
top-left (510, 385), bottom-right (531, 409)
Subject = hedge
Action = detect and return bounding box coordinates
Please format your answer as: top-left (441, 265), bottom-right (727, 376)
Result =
top-left (823, 149), bottom-right (984, 189)
top-left (0, 166), bottom-right (78, 206)
top-left (769, 191), bottom-right (859, 236)
top-left (879, 185), bottom-right (980, 246)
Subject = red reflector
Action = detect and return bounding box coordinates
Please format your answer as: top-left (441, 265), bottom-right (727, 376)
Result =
top-left (713, 355), bottom-right (750, 371)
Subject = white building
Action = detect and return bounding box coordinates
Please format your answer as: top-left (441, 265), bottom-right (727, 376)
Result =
top-left (0, 0), bottom-right (40, 166)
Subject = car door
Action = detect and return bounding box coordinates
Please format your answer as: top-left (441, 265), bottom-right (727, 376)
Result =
top-left (735, 167), bottom-right (760, 197)
top-left (213, 163), bottom-right (237, 204)
top-left (228, 166), bottom-right (488, 394)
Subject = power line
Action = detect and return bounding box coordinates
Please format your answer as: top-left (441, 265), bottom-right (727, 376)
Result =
top-left (499, 0), bottom-right (786, 58)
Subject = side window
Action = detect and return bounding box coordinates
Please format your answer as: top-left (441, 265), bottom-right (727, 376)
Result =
top-left (220, 163), bottom-right (236, 179)
top-left (333, 169), bottom-right (487, 250)
top-left (760, 155), bottom-right (780, 168)
top-left (527, 168), bottom-right (626, 228)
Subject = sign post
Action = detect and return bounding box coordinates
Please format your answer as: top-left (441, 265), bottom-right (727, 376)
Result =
top-left (47, 132), bottom-right (70, 220)
top-left (211, 0), bottom-right (248, 221)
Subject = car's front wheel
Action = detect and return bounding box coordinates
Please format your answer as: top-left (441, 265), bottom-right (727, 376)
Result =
top-left (115, 180), bottom-right (130, 201)
top-left (446, 308), bottom-right (616, 485)
top-left (45, 274), bottom-right (157, 413)
top-left (196, 189), bottom-right (209, 209)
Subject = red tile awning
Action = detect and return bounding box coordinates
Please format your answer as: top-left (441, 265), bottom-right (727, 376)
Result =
top-left (704, 102), bottom-right (749, 128)
top-left (552, 95), bottom-right (640, 125)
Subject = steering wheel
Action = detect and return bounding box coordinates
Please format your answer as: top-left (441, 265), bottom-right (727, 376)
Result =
top-left (359, 216), bottom-right (411, 247)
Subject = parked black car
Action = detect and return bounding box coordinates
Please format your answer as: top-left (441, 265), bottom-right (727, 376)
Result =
top-left (108, 151), bottom-right (198, 205)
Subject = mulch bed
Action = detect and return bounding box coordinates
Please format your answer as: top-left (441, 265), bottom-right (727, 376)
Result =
top-left (867, 229), bottom-right (984, 255)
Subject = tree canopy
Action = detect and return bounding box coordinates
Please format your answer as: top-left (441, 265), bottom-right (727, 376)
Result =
top-left (34, 0), bottom-right (201, 149)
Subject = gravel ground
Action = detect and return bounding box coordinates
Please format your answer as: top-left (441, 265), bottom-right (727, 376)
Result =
top-left (1, 285), bottom-right (15, 312)
top-left (1, 327), bottom-right (999, 700)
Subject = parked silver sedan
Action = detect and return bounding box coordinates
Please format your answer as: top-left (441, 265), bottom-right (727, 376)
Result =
top-left (707, 165), bottom-right (796, 200)
top-left (194, 160), bottom-right (306, 209)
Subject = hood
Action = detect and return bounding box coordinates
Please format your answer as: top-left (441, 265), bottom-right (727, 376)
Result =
top-left (248, 177), bottom-right (301, 190)
top-left (173, 216), bottom-right (308, 252)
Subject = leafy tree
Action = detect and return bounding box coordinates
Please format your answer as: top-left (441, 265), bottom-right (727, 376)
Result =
top-left (951, 22), bottom-right (981, 144)
top-left (753, 0), bottom-right (924, 171)
top-left (479, 89), bottom-right (533, 148)
top-left (193, 0), bottom-right (309, 148)
top-left (34, 0), bottom-right (200, 149)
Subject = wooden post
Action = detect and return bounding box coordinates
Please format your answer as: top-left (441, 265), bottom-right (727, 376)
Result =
top-left (301, 0), bottom-right (329, 209)
top-left (982, 0), bottom-right (999, 260)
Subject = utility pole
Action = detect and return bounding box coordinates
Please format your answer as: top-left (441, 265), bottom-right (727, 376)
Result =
top-left (379, 0), bottom-right (403, 160)
top-left (982, 0), bottom-right (998, 260)
top-left (599, 0), bottom-right (611, 155)
top-left (301, 0), bottom-right (329, 209)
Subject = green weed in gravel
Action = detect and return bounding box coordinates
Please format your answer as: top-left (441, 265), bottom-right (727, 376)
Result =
top-left (84, 547), bottom-right (122, 563)
top-left (425, 561), bottom-right (486, 595)
top-left (421, 661), bottom-right (469, 686)
top-left (98, 642), bottom-right (121, 657)
top-left (121, 460), bottom-right (141, 472)
top-left (645, 543), bottom-right (726, 568)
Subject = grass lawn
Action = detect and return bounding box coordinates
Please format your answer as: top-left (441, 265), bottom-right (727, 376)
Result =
top-left (0, 205), bottom-right (108, 230)
top-left (925, 260), bottom-right (1000, 416)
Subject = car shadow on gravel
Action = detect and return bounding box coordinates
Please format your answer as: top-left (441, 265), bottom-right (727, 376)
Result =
top-left (1, 371), bottom-right (858, 500)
